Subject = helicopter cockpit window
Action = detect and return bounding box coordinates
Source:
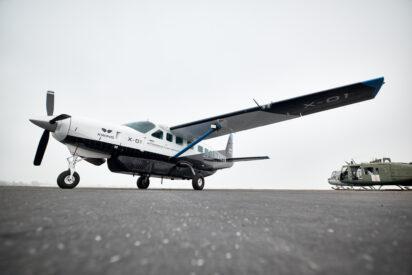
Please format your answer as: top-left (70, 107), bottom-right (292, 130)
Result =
top-left (340, 167), bottom-right (348, 180)
top-left (124, 121), bottom-right (155, 133)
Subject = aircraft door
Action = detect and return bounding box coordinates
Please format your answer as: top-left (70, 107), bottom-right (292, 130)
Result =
top-left (348, 166), bottom-right (361, 181)
top-left (164, 133), bottom-right (175, 153)
top-left (364, 166), bottom-right (381, 183)
top-left (147, 129), bottom-right (168, 154)
top-left (371, 168), bottom-right (381, 182)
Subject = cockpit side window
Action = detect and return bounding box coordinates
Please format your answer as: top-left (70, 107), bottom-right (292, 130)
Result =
top-left (166, 133), bottom-right (173, 142)
top-left (340, 166), bottom-right (348, 180)
top-left (151, 130), bottom-right (164, 140)
top-left (124, 121), bottom-right (155, 133)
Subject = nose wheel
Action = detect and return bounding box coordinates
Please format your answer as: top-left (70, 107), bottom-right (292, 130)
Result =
top-left (57, 156), bottom-right (81, 189)
top-left (57, 170), bottom-right (80, 189)
top-left (137, 175), bottom-right (150, 189)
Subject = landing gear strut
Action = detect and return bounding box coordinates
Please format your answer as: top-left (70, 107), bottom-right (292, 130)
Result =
top-left (137, 175), bottom-right (150, 189)
top-left (57, 156), bottom-right (81, 189)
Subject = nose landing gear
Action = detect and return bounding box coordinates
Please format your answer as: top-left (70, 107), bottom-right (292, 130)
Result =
top-left (57, 156), bottom-right (81, 189)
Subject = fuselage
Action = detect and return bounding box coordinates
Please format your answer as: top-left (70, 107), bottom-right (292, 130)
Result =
top-left (49, 116), bottom-right (233, 179)
top-left (328, 159), bottom-right (412, 187)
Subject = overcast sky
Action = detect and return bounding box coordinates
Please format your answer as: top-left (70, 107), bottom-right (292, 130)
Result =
top-left (0, 0), bottom-right (411, 189)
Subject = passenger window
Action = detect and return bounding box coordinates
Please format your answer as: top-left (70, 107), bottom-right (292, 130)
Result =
top-left (151, 130), bottom-right (163, 140)
top-left (176, 136), bottom-right (183, 145)
top-left (198, 146), bottom-right (203, 153)
top-left (364, 167), bottom-right (374, 175)
top-left (166, 133), bottom-right (173, 142)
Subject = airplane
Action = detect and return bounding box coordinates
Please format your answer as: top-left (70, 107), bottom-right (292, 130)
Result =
top-left (328, 158), bottom-right (412, 191)
top-left (30, 77), bottom-right (384, 190)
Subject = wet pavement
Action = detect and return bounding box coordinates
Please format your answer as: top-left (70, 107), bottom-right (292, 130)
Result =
top-left (0, 187), bottom-right (411, 275)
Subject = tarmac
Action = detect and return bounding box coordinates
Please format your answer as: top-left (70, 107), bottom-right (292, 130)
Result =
top-left (0, 187), bottom-right (411, 275)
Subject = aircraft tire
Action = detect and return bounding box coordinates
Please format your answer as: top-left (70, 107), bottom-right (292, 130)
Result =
top-left (137, 176), bottom-right (150, 189)
top-left (57, 170), bottom-right (80, 189)
top-left (192, 176), bottom-right (205, 191)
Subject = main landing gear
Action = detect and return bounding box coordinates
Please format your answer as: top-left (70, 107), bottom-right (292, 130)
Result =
top-left (192, 175), bottom-right (205, 191)
top-left (135, 174), bottom-right (205, 190)
top-left (137, 175), bottom-right (150, 189)
top-left (57, 156), bottom-right (81, 189)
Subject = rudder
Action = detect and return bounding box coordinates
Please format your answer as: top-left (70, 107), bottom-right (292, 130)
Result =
top-left (225, 134), bottom-right (233, 158)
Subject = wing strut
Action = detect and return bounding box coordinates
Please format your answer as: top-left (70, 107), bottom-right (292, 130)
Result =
top-left (172, 123), bottom-right (221, 158)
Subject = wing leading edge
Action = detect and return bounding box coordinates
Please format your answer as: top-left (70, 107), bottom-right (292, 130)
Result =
top-left (171, 77), bottom-right (384, 141)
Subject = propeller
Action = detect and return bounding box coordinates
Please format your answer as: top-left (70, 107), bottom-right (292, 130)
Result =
top-left (46, 91), bottom-right (54, 116)
top-left (31, 91), bottom-right (71, 166)
top-left (34, 129), bottom-right (50, 166)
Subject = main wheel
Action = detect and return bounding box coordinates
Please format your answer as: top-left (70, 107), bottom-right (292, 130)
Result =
top-left (137, 176), bottom-right (150, 189)
top-left (192, 176), bottom-right (205, 190)
top-left (57, 170), bottom-right (80, 189)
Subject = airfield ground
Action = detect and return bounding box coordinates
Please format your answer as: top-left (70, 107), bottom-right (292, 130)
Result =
top-left (0, 187), bottom-right (411, 275)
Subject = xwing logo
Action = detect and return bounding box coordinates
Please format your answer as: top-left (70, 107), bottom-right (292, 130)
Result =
top-left (101, 128), bottom-right (112, 133)
top-left (98, 128), bottom-right (119, 139)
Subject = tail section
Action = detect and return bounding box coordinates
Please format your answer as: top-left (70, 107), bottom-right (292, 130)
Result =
top-left (224, 133), bottom-right (269, 163)
top-left (225, 134), bottom-right (233, 158)
top-left (211, 134), bottom-right (268, 169)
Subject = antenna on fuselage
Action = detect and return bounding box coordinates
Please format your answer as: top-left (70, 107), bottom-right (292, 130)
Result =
top-left (253, 99), bottom-right (264, 111)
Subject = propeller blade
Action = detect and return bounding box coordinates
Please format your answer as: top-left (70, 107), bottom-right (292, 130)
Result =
top-left (34, 130), bottom-right (50, 166)
top-left (46, 91), bottom-right (54, 116)
top-left (50, 114), bottom-right (71, 124)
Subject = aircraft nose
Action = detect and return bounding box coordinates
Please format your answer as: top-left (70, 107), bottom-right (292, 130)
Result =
top-left (29, 117), bottom-right (57, 132)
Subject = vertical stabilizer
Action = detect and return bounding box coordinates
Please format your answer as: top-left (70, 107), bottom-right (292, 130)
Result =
top-left (225, 134), bottom-right (233, 158)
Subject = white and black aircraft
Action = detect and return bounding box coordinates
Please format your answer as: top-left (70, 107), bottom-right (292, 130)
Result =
top-left (30, 77), bottom-right (384, 190)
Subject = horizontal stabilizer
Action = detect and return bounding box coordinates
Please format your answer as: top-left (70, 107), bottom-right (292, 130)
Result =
top-left (226, 156), bottom-right (269, 162)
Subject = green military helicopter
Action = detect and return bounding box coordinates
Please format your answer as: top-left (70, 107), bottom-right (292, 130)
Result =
top-left (328, 158), bottom-right (412, 190)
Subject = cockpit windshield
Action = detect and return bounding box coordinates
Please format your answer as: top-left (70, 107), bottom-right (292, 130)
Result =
top-left (124, 121), bottom-right (156, 133)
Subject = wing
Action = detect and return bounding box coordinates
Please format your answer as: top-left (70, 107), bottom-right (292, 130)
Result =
top-left (170, 77), bottom-right (384, 140)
